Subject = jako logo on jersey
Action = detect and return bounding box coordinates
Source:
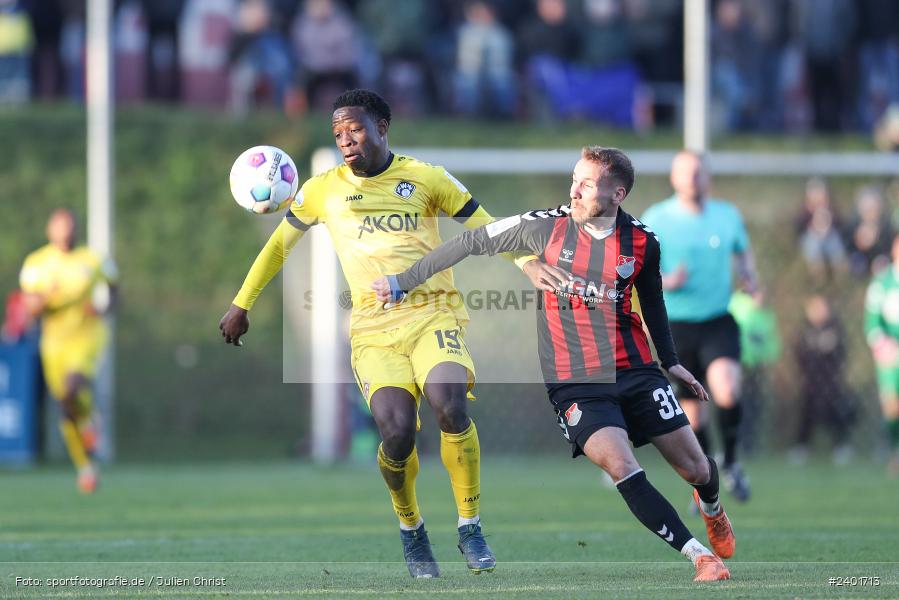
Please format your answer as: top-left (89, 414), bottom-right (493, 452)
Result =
top-left (394, 181), bottom-right (416, 199)
top-left (616, 255), bottom-right (636, 278)
top-left (560, 248), bottom-right (574, 263)
top-left (357, 212), bottom-right (420, 238)
top-left (565, 403), bottom-right (582, 426)
top-left (345, 194), bottom-right (363, 202)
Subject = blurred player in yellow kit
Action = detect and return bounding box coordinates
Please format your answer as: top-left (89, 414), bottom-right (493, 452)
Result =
top-left (19, 208), bottom-right (117, 493)
top-left (219, 89), bottom-right (555, 578)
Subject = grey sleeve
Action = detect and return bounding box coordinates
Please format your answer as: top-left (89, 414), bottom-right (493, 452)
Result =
top-left (395, 215), bottom-right (553, 291)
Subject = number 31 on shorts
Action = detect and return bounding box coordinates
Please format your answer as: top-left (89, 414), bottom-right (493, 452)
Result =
top-left (652, 385), bottom-right (684, 420)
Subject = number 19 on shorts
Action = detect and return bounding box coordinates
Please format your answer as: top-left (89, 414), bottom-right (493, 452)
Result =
top-left (652, 385), bottom-right (684, 420)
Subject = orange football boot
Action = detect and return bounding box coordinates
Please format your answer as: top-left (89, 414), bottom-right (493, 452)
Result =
top-left (693, 489), bottom-right (735, 559)
top-left (77, 465), bottom-right (99, 494)
top-left (693, 554), bottom-right (731, 582)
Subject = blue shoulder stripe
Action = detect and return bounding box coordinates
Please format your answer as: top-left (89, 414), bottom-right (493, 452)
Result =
top-left (452, 198), bottom-right (480, 223)
top-left (285, 212), bottom-right (315, 231)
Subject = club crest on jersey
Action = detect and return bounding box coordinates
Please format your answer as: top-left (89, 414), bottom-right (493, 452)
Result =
top-left (565, 402), bottom-right (582, 426)
top-left (616, 255), bottom-right (636, 278)
top-left (394, 181), bottom-right (416, 199)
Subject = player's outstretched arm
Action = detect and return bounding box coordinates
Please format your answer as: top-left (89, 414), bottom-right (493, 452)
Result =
top-left (373, 214), bottom-right (551, 303)
top-left (220, 218), bottom-right (304, 346)
top-left (475, 204), bottom-right (570, 291)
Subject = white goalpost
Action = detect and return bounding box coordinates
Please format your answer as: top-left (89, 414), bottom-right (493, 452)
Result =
top-left (86, 0), bottom-right (115, 460)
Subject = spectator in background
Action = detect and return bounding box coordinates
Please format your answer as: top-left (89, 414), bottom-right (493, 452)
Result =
top-left (59, 0), bottom-right (85, 101)
top-left (864, 232), bottom-right (899, 476)
top-left (741, 0), bottom-right (790, 131)
top-left (23, 0), bottom-right (64, 99)
top-left (711, 0), bottom-right (760, 131)
top-left (518, 0), bottom-right (581, 119)
top-left (179, 0), bottom-right (235, 108)
top-left (857, 0), bottom-right (899, 130)
top-left (887, 179), bottom-right (899, 233)
top-left (875, 104), bottom-right (899, 152)
top-left (793, 0), bottom-right (858, 131)
top-left (114, 1), bottom-right (148, 103)
top-left (795, 177), bottom-right (847, 284)
top-left (533, 0), bottom-right (643, 127)
top-left (140, 0), bottom-right (183, 101)
top-left (622, 0), bottom-right (681, 125)
top-left (579, 0), bottom-right (632, 69)
top-left (790, 294), bottom-right (854, 465)
top-left (291, 0), bottom-right (360, 112)
top-left (728, 289), bottom-right (781, 455)
top-left (0, 0), bottom-right (34, 104)
top-left (357, 0), bottom-right (433, 116)
top-left (229, 0), bottom-right (296, 115)
top-left (518, 0), bottom-right (581, 64)
top-left (847, 185), bottom-right (893, 276)
top-left (453, 0), bottom-right (516, 119)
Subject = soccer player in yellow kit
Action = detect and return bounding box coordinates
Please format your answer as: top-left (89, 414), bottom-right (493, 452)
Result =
top-left (19, 208), bottom-right (116, 493)
top-left (219, 89), bottom-right (552, 578)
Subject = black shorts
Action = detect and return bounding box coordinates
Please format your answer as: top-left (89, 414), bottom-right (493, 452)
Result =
top-left (549, 366), bottom-right (691, 457)
top-left (669, 313), bottom-right (741, 394)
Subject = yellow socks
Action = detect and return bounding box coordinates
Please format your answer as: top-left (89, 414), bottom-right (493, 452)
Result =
top-left (440, 419), bottom-right (481, 519)
top-left (377, 444), bottom-right (422, 528)
top-left (59, 419), bottom-right (90, 470)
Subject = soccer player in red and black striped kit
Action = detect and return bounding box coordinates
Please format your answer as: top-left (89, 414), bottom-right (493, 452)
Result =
top-left (373, 147), bottom-right (735, 582)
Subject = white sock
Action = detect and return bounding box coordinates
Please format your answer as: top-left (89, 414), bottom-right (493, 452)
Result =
top-left (680, 537), bottom-right (713, 565)
top-left (700, 497), bottom-right (721, 517)
top-left (399, 517), bottom-right (424, 532)
top-left (458, 515), bottom-right (480, 528)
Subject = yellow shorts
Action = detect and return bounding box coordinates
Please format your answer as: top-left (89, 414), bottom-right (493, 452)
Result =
top-left (40, 331), bottom-right (104, 406)
top-left (351, 310), bottom-right (476, 413)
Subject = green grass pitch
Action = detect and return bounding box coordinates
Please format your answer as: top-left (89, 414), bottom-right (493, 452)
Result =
top-left (1, 456), bottom-right (897, 598)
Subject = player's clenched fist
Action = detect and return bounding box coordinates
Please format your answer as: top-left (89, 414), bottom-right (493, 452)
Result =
top-left (219, 304), bottom-right (249, 346)
top-left (371, 275), bottom-right (407, 307)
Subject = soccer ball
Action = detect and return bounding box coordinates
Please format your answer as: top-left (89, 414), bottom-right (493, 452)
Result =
top-left (229, 145), bottom-right (299, 214)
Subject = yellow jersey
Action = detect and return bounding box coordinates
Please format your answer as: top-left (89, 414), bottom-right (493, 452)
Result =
top-left (233, 153), bottom-right (529, 335)
top-left (19, 244), bottom-right (115, 345)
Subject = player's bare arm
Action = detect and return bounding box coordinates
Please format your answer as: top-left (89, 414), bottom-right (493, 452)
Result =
top-left (371, 255), bottom-right (569, 301)
top-left (734, 250), bottom-right (759, 294)
top-left (372, 212), bottom-right (554, 304)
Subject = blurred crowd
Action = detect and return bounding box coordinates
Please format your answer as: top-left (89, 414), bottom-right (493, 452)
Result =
top-left (795, 178), bottom-right (899, 283)
top-left (767, 176), bottom-right (899, 463)
top-left (1, 0), bottom-right (899, 133)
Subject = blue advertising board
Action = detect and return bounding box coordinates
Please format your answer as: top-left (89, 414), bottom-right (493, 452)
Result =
top-left (0, 336), bottom-right (40, 464)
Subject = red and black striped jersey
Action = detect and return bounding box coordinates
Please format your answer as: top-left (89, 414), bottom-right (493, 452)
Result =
top-left (395, 206), bottom-right (680, 385)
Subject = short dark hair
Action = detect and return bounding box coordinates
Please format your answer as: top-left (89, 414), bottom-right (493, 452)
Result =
top-left (581, 146), bottom-right (635, 195)
top-left (332, 89), bottom-right (392, 124)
